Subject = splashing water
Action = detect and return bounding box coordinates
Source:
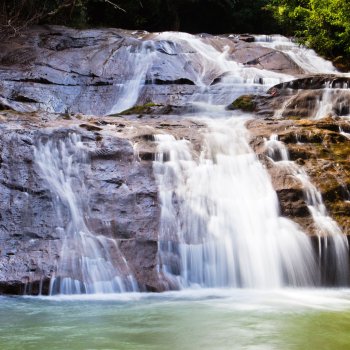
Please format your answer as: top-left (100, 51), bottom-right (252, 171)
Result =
top-left (34, 134), bottom-right (138, 294)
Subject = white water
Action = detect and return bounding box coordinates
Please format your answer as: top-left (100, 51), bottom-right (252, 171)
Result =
top-left (34, 134), bottom-right (138, 294)
top-left (314, 84), bottom-right (350, 119)
top-left (154, 118), bottom-right (317, 289)
top-left (265, 135), bottom-right (349, 284)
top-left (252, 36), bottom-right (350, 120)
top-left (253, 35), bottom-right (337, 74)
top-left (340, 126), bottom-right (350, 139)
top-left (109, 41), bottom-right (157, 114)
top-left (152, 33), bottom-right (349, 290)
top-left (158, 32), bottom-right (293, 87)
top-left (108, 32), bottom-right (297, 114)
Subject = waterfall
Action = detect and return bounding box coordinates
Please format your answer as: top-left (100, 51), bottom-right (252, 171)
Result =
top-left (154, 32), bottom-right (294, 106)
top-left (34, 134), bottom-right (138, 294)
top-left (314, 83), bottom-right (350, 119)
top-left (154, 117), bottom-right (317, 289)
top-left (108, 41), bottom-right (157, 114)
top-left (265, 135), bottom-right (349, 285)
top-left (31, 31), bottom-right (349, 293)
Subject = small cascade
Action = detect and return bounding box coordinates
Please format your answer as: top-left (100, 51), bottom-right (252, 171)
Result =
top-left (154, 117), bottom-right (317, 289)
top-left (340, 126), bottom-right (350, 140)
top-left (314, 83), bottom-right (350, 119)
top-left (34, 134), bottom-right (138, 294)
top-left (152, 32), bottom-right (293, 106)
top-left (314, 84), bottom-right (334, 119)
top-left (108, 41), bottom-right (157, 114)
top-left (265, 135), bottom-right (349, 285)
top-left (272, 82), bottom-right (350, 120)
top-left (253, 35), bottom-right (337, 74)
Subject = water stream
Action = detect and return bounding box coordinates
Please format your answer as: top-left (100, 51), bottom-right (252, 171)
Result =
top-left (34, 135), bottom-right (138, 294)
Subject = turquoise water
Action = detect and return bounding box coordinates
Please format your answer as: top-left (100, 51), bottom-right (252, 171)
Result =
top-left (1, 289), bottom-right (350, 350)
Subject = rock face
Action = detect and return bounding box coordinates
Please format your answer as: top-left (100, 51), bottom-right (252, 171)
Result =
top-left (0, 26), bottom-right (307, 116)
top-left (0, 109), bottom-right (205, 294)
top-left (245, 86), bottom-right (350, 236)
top-left (250, 75), bottom-right (350, 119)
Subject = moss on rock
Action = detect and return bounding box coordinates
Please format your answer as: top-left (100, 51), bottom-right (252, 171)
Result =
top-left (227, 95), bottom-right (256, 112)
top-left (116, 103), bottom-right (161, 116)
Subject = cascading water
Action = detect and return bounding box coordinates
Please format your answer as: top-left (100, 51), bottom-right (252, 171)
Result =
top-left (314, 83), bottom-right (350, 119)
top-left (154, 117), bottom-right (317, 289)
top-left (108, 41), bottom-right (157, 114)
top-left (253, 35), bottom-right (337, 74)
top-left (151, 32), bottom-right (349, 290)
top-left (265, 135), bottom-right (349, 285)
top-left (32, 31), bottom-right (349, 293)
top-left (34, 134), bottom-right (138, 294)
top-left (156, 32), bottom-right (294, 106)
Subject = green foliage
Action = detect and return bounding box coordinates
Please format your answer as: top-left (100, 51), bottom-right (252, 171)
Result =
top-left (267, 0), bottom-right (350, 66)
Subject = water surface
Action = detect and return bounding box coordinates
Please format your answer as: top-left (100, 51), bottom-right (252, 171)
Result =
top-left (1, 289), bottom-right (350, 350)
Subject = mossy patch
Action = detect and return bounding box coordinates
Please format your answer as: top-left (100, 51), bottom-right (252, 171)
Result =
top-left (328, 142), bottom-right (350, 161)
top-left (116, 102), bottom-right (161, 116)
top-left (227, 95), bottom-right (256, 112)
top-left (62, 113), bottom-right (71, 120)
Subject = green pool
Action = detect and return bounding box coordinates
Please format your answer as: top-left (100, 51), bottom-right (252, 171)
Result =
top-left (1, 289), bottom-right (350, 350)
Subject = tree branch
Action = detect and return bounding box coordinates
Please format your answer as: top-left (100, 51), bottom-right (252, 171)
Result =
top-left (103, 0), bottom-right (126, 13)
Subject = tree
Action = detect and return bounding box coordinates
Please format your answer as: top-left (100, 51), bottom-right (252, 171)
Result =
top-left (0, 0), bottom-right (125, 39)
top-left (0, 0), bottom-right (77, 38)
top-left (267, 0), bottom-right (350, 66)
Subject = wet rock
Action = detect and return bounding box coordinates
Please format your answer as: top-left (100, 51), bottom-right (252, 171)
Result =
top-left (248, 117), bottom-right (350, 236)
top-left (0, 26), bottom-right (311, 116)
top-left (253, 75), bottom-right (350, 119)
top-left (231, 45), bottom-right (303, 75)
top-left (0, 110), bottom-right (206, 295)
top-left (270, 75), bottom-right (350, 91)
